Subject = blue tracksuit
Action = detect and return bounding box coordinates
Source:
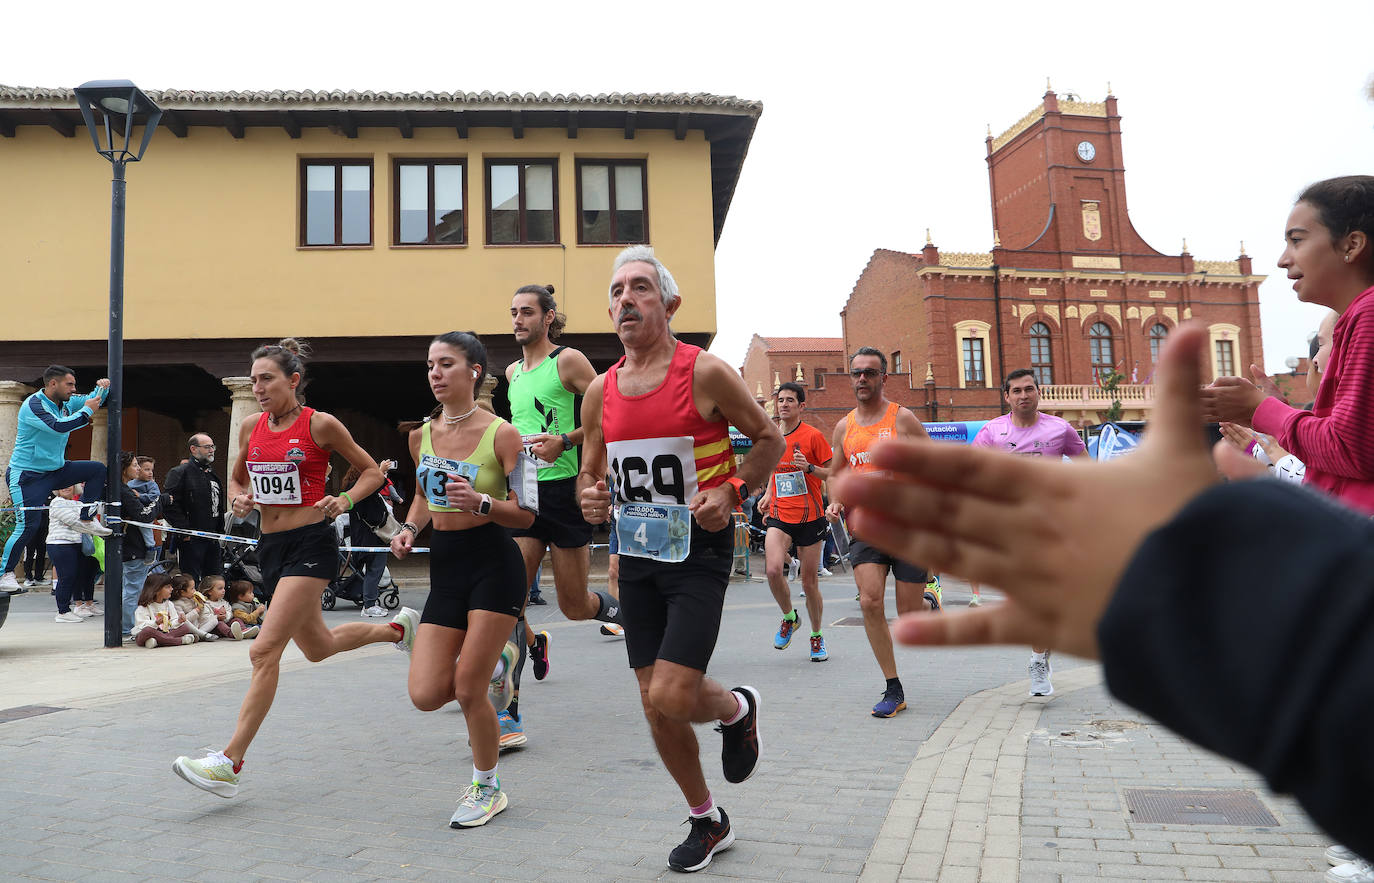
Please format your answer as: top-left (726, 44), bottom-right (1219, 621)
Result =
top-left (2, 388), bottom-right (109, 575)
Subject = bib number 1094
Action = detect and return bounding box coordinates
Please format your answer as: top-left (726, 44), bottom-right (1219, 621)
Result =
top-left (248, 463), bottom-right (302, 505)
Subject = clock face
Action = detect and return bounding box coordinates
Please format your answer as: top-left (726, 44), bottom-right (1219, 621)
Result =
top-left (1076, 140), bottom-right (1096, 163)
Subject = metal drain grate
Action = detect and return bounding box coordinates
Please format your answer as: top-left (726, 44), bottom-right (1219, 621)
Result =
top-left (1124, 789), bottom-right (1277, 826)
top-left (0, 705), bottom-right (67, 725)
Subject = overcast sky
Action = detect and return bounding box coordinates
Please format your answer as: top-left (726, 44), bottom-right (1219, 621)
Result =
top-left (7, 1), bottom-right (1371, 375)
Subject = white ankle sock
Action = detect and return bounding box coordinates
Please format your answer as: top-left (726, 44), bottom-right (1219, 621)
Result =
top-left (721, 691), bottom-right (747, 726)
top-left (472, 765), bottom-right (498, 788)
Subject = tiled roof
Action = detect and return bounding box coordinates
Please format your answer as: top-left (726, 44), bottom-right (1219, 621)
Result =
top-left (0, 85), bottom-right (761, 113)
top-left (764, 337), bottom-right (844, 353)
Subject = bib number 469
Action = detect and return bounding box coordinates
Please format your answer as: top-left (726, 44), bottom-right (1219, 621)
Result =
top-left (611, 454), bottom-right (687, 505)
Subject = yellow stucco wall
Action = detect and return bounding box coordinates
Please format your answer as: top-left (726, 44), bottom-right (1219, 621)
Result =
top-left (1, 124), bottom-right (718, 340)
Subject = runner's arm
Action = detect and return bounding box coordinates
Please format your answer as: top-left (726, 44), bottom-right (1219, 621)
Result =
top-left (825, 421), bottom-right (849, 519)
top-left (895, 407), bottom-right (931, 442)
top-left (690, 353), bottom-right (784, 532)
top-left (491, 421), bottom-right (536, 529)
top-left (227, 414), bottom-right (258, 516)
top-left (576, 375), bottom-right (612, 524)
top-left (311, 411), bottom-right (385, 519)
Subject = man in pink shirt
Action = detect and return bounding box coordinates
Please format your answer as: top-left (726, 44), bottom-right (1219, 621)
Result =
top-left (971, 369), bottom-right (1087, 696)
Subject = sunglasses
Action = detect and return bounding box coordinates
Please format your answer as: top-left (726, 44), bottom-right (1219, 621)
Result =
top-left (850, 368), bottom-right (881, 379)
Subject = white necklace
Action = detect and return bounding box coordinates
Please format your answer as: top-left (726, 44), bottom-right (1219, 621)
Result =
top-left (441, 404), bottom-right (478, 424)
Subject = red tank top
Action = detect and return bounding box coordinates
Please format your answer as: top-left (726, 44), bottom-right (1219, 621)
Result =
top-left (602, 341), bottom-right (735, 506)
top-left (245, 407), bottom-right (329, 507)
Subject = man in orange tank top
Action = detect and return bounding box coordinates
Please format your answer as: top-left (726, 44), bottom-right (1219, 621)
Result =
top-left (827, 347), bottom-right (939, 719)
top-left (578, 245), bottom-right (784, 873)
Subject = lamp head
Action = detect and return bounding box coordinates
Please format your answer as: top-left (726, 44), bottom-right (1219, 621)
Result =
top-left (73, 80), bottom-right (162, 164)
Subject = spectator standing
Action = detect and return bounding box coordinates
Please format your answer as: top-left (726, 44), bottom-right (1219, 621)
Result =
top-left (0, 366), bottom-right (113, 594)
top-left (162, 433), bottom-right (225, 581)
top-left (118, 452), bottom-right (162, 637)
top-left (47, 485), bottom-right (99, 622)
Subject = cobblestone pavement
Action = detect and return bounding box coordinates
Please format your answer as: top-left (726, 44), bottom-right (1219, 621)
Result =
top-left (0, 574), bottom-right (1327, 881)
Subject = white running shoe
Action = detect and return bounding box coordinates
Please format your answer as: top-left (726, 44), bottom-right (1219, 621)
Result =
top-left (1330, 846), bottom-right (1362, 867)
top-left (450, 781), bottom-right (507, 828)
top-left (54, 611), bottom-right (84, 623)
top-left (0, 573), bottom-right (21, 592)
top-left (74, 605), bottom-right (96, 618)
top-left (1028, 653), bottom-right (1054, 696)
top-left (172, 751), bottom-right (240, 798)
top-left (787, 557), bottom-right (800, 583)
top-left (818, 567), bottom-right (833, 577)
top-left (391, 607), bottom-right (420, 654)
top-left (361, 605), bottom-right (387, 617)
top-left (87, 602), bottom-right (103, 615)
top-left (1327, 860), bottom-right (1374, 883)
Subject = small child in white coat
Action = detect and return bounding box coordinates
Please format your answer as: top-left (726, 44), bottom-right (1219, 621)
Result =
top-left (132, 573), bottom-right (198, 648)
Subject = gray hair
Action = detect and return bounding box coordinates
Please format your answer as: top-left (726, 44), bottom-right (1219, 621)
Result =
top-left (609, 245), bottom-right (679, 306)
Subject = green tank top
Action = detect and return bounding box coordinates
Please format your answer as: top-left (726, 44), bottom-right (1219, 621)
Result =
top-left (508, 347), bottom-right (579, 481)
top-left (419, 417), bottom-right (509, 513)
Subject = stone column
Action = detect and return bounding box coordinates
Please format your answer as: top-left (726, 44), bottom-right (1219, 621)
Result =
top-left (0, 381), bottom-right (34, 485)
top-left (221, 377), bottom-right (257, 464)
top-left (88, 408), bottom-right (109, 466)
top-left (477, 374), bottom-right (499, 414)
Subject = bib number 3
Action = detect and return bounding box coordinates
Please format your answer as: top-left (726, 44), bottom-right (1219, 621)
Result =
top-left (417, 454), bottom-right (479, 510)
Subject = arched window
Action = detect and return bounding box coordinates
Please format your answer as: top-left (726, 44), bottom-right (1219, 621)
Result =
top-left (1149, 323), bottom-right (1169, 364)
top-left (1029, 322), bottom-right (1053, 386)
top-left (1089, 322), bottom-right (1115, 383)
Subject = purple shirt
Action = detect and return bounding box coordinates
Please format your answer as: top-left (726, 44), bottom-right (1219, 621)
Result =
top-left (971, 412), bottom-right (1086, 458)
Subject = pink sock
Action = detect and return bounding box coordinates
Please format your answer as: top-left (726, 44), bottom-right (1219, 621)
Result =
top-left (720, 691), bottom-right (746, 726)
top-left (690, 794), bottom-right (714, 817)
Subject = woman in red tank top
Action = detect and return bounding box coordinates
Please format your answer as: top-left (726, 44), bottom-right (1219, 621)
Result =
top-left (172, 338), bottom-right (422, 801)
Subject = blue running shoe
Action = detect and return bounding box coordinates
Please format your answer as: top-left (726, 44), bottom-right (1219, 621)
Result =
top-left (872, 688), bottom-right (906, 718)
top-left (809, 634), bottom-right (829, 662)
top-left (497, 709), bottom-right (527, 750)
top-left (773, 612), bottom-right (799, 650)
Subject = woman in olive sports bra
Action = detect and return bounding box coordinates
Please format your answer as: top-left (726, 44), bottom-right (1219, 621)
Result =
top-left (391, 331), bottom-right (533, 829)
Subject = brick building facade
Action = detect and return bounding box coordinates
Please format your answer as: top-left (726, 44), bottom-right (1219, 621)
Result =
top-left (747, 91), bottom-right (1266, 432)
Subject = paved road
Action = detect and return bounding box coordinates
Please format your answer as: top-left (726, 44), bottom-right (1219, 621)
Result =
top-left (0, 573), bottom-right (1327, 881)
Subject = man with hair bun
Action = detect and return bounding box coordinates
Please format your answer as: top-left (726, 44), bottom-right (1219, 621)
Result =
top-left (503, 283), bottom-right (611, 750)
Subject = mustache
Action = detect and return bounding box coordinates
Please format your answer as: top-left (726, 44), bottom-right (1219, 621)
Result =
top-left (617, 307), bottom-right (643, 324)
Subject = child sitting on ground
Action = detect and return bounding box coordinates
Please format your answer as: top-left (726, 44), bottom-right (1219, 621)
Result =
top-left (229, 580), bottom-right (263, 638)
top-left (133, 572), bottom-right (198, 648)
top-left (170, 574), bottom-right (226, 642)
top-left (199, 575), bottom-right (243, 639)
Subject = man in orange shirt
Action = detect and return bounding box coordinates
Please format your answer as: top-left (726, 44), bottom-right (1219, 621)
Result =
top-left (827, 348), bottom-right (938, 718)
top-left (757, 382), bottom-right (834, 662)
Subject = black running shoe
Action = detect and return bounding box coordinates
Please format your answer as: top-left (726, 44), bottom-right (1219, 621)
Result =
top-left (717, 686), bottom-right (761, 784)
top-left (668, 808), bottom-right (735, 873)
top-left (531, 631), bottom-right (550, 681)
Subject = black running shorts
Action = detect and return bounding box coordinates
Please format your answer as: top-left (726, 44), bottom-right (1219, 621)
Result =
top-left (764, 516), bottom-right (829, 548)
top-left (618, 527), bottom-right (733, 672)
top-left (422, 523), bottom-right (526, 630)
top-left (509, 476), bottom-right (594, 548)
top-left (257, 520), bottom-right (337, 589)
top-left (849, 538), bottom-right (927, 584)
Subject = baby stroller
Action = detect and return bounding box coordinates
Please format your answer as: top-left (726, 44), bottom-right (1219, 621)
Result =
top-left (320, 523), bottom-right (400, 612)
top-left (221, 510), bottom-right (270, 605)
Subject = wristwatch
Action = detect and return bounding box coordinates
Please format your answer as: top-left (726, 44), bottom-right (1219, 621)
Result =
top-left (399, 521), bottom-right (419, 536)
top-left (477, 493), bottom-right (493, 516)
top-left (805, 464), bottom-right (815, 475)
top-left (725, 476), bottom-right (748, 505)
top-left (561, 433), bottom-right (573, 451)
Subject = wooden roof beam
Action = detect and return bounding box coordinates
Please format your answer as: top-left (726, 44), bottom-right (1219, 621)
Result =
top-left (225, 111), bottom-right (245, 139)
top-left (338, 111), bottom-right (357, 139)
top-left (511, 109), bottom-right (523, 139)
top-left (454, 110), bottom-right (468, 138)
top-left (161, 109), bottom-right (187, 138)
top-left (398, 112), bottom-right (413, 139)
top-left (282, 111), bottom-right (301, 139)
top-left (0, 114), bottom-right (13, 138)
top-left (566, 109), bottom-right (578, 139)
top-left (624, 110), bottom-right (637, 140)
top-left (675, 112), bottom-right (689, 140)
top-left (47, 111), bottom-right (75, 137)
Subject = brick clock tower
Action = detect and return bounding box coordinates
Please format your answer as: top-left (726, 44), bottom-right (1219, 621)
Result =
top-left (827, 89), bottom-right (1266, 428)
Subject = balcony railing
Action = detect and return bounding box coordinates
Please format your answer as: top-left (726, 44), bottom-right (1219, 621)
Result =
top-left (1040, 384), bottom-right (1156, 408)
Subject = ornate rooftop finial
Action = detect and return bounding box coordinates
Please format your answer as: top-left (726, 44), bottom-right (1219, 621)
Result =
top-left (1107, 80), bottom-right (1113, 96)
top-left (925, 362), bottom-right (935, 383)
top-left (986, 123), bottom-right (992, 138)
top-left (1239, 240), bottom-right (1247, 256)
top-left (795, 362), bottom-right (804, 382)
top-left (925, 227), bottom-right (933, 246)
top-left (993, 229), bottom-right (1002, 248)
top-left (1181, 237), bottom-right (1190, 254)
top-left (754, 381), bottom-right (764, 399)
top-left (772, 370), bottom-right (781, 390)
top-left (1046, 75), bottom-right (1052, 92)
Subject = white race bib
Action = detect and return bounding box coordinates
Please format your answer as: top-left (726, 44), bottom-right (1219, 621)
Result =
top-left (521, 435), bottom-right (558, 469)
top-left (417, 453), bottom-right (479, 510)
top-left (615, 502), bottom-right (692, 563)
top-left (607, 436), bottom-right (698, 506)
top-left (248, 462), bottom-right (302, 506)
top-left (774, 470), bottom-right (806, 498)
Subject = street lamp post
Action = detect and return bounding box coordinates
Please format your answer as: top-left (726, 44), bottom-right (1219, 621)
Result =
top-left (72, 81), bottom-right (162, 649)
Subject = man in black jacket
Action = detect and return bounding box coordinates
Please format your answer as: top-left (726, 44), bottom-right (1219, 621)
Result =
top-left (162, 433), bottom-right (224, 581)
